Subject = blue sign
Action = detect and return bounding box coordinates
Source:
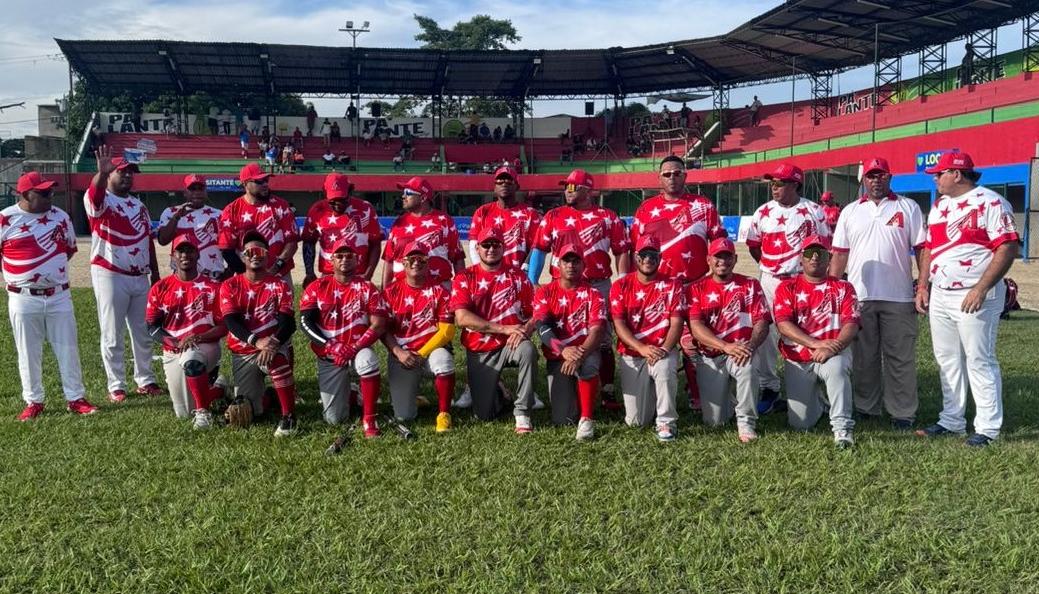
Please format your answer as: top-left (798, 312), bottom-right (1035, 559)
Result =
top-left (206, 178), bottom-right (243, 193)
top-left (915, 149), bottom-right (957, 173)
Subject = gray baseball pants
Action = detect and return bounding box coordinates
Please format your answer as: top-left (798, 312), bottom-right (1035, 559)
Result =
top-left (546, 352), bottom-right (601, 425)
top-left (619, 350), bottom-right (679, 428)
top-left (465, 340), bottom-right (537, 421)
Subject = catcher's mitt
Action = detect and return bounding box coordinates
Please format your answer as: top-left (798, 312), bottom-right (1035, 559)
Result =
top-left (224, 398), bottom-right (253, 429)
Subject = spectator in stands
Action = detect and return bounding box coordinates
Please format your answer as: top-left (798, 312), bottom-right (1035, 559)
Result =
top-left (323, 148), bottom-right (336, 169)
top-left (320, 119), bottom-right (332, 147)
top-left (346, 102), bottom-right (358, 132)
top-left (493, 126), bottom-right (503, 143)
top-left (239, 126), bottom-right (251, 159)
top-left (750, 96), bottom-right (763, 127)
top-left (559, 128), bottom-right (570, 145)
top-left (478, 122), bottom-right (491, 142)
top-left (265, 144), bottom-right (279, 171)
top-left (337, 150), bottom-right (351, 167)
top-left (306, 104), bottom-right (318, 136)
top-left (330, 121), bottom-right (341, 140)
top-left (293, 148), bottom-right (305, 172)
top-left (379, 127), bottom-right (391, 148)
top-left (468, 124), bottom-right (479, 144)
top-left (247, 107), bottom-right (261, 134)
top-left (207, 110), bottom-right (219, 135)
top-left (504, 124), bottom-right (516, 142)
top-left (401, 134), bottom-right (413, 159)
top-left (220, 109), bottom-right (233, 135)
top-left (512, 157), bottom-right (522, 172)
top-left (280, 143), bottom-right (294, 174)
top-left (960, 43), bottom-right (976, 87)
top-left (261, 125), bottom-right (270, 141)
top-left (362, 126), bottom-right (374, 147)
top-left (293, 127), bottom-right (304, 148)
top-left (680, 103), bottom-right (692, 127)
top-left (393, 151), bottom-right (405, 172)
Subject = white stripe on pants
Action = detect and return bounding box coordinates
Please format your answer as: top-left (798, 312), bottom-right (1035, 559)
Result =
top-left (783, 351), bottom-right (854, 434)
top-left (161, 342), bottom-right (220, 418)
top-left (7, 289), bottom-right (85, 404)
top-left (696, 353), bottom-right (759, 430)
top-left (619, 351), bottom-right (678, 427)
top-left (753, 271), bottom-right (784, 392)
top-left (929, 283), bottom-right (1005, 439)
top-left (91, 266), bottom-right (157, 392)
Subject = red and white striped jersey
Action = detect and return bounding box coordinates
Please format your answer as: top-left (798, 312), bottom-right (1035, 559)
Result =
top-left (84, 186), bottom-right (153, 275)
top-left (630, 193), bottom-right (725, 283)
top-left (773, 275), bottom-right (859, 363)
top-left (299, 275), bottom-right (389, 358)
top-left (158, 205), bottom-right (223, 277)
top-left (469, 201), bottom-right (541, 270)
top-left (0, 205), bottom-right (77, 289)
top-left (146, 275), bottom-right (223, 352)
top-left (925, 186), bottom-right (1019, 290)
top-left (218, 273), bottom-right (295, 355)
top-left (534, 204), bottom-right (629, 282)
top-left (217, 195), bottom-right (299, 273)
top-left (383, 210), bottom-right (463, 286)
top-left (609, 273), bottom-right (686, 357)
top-left (449, 264), bottom-right (534, 352)
top-left (301, 198), bottom-right (382, 275)
top-left (746, 198), bottom-right (830, 276)
top-left (532, 280), bottom-right (606, 360)
top-left (687, 274), bottom-right (771, 358)
top-left (384, 280), bottom-right (453, 351)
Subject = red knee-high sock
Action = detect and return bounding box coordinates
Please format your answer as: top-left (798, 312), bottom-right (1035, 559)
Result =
top-left (360, 374), bottom-right (381, 419)
top-left (683, 358), bottom-right (700, 405)
top-left (577, 377), bottom-right (599, 420)
top-left (185, 375), bottom-right (220, 410)
top-left (599, 350), bottom-right (616, 388)
top-left (435, 373), bottom-right (455, 414)
top-left (273, 385), bottom-right (296, 416)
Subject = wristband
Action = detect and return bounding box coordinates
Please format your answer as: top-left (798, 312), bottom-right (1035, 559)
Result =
top-left (275, 258), bottom-right (285, 270)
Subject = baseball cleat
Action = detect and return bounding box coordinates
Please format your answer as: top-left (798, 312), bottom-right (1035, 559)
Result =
top-left (274, 414), bottom-right (298, 437)
top-left (136, 383), bottom-right (164, 396)
top-left (514, 415), bottom-right (533, 435)
top-left (655, 423), bottom-right (676, 442)
top-left (67, 398), bottom-right (99, 415)
top-left (18, 403), bottom-right (45, 422)
top-left (108, 390), bottom-right (127, 404)
top-left (435, 412), bottom-right (452, 433)
top-left (452, 385), bottom-right (473, 409)
top-left (834, 429), bottom-right (854, 449)
top-left (915, 423), bottom-right (962, 438)
top-left (363, 415), bottom-right (380, 438)
top-left (192, 409), bottom-right (214, 431)
top-left (737, 427), bottom-right (759, 443)
top-left (965, 433), bottom-right (993, 448)
top-left (891, 418), bottom-right (914, 432)
top-left (576, 417), bottom-right (595, 441)
top-left (757, 388), bottom-right (781, 414)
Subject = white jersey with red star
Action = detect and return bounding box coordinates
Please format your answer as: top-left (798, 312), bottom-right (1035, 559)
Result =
top-left (533, 204), bottom-right (629, 282)
top-left (609, 273), bottom-right (686, 357)
top-left (158, 205), bottom-right (223, 277)
top-left (449, 264), bottom-right (534, 352)
top-left (746, 198), bottom-right (830, 276)
top-left (384, 281), bottom-right (453, 350)
top-left (383, 210), bottom-right (463, 286)
top-left (0, 205), bottom-right (76, 289)
top-left (83, 186), bottom-right (153, 275)
top-left (218, 273), bottom-right (295, 355)
top-left (217, 195), bottom-right (298, 273)
top-left (469, 201), bottom-right (542, 270)
top-left (146, 275), bottom-right (223, 352)
top-left (301, 198), bottom-right (382, 275)
top-left (687, 274), bottom-right (771, 358)
top-left (532, 280), bottom-right (606, 360)
top-left (925, 186), bottom-right (1020, 290)
top-left (630, 193), bottom-right (725, 283)
top-left (299, 275), bottom-right (389, 358)
top-left (773, 275), bottom-right (860, 363)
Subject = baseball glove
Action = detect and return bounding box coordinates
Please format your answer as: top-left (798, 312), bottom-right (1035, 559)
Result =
top-left (224, 398), bottom-right (254, 429)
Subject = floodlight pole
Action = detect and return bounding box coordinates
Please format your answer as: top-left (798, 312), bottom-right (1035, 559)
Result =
top-left (340, 20), bottom-right (371, 172)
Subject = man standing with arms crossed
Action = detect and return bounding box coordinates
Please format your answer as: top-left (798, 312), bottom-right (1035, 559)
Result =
top-left (915, 152), bottom-right (1019, 447)
top-left (829, 157), bottom-right (925, 430)
top-left (156, 174), bottom-right (224, 280)
top-left (85, 146), bottom-right (162, 402)
top-left (301, 173), bottom-right (382, 288)
top-left (3, 171), bottom-right (98, 420)
top-left (218, 163), bottom-right (298, 282)
top-left (468, 166), bottom-right (541, 271)
top-left (745, 162), bottom-right (830, 414)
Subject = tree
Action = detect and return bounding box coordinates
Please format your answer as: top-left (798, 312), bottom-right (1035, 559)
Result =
top-left (414, 14), bottom-right (520, 51)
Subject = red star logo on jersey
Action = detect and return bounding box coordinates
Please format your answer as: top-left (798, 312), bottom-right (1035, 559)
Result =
top-left (796, 207), bottom-right (809, 216)
top-left (775, 215), bottom-right (787, 226)
top-left (760, 205), bottom-right (771, 218)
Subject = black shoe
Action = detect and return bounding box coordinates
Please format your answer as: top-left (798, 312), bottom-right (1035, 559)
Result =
top-left (757, 388), bottom-right (780, 415)
top-left (891, 418), bottom-right (914, 432)
top-left (274, 414), bottom-right (298, 437)
top-left (915, 423), bottom-right (961, 438)
top-left (965, 433), bottom-right (993, 448)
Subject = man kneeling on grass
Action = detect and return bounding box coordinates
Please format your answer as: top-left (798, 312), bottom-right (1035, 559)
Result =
top-left (219, 231), bottom-right (299, 437)
top-left (533, 244), bottom-right (606, 440)
top-left (146, 234), bottom-right (227, 429)
top-left (301, 235), bottom-right (389, 437)
top-left (773, 235), bottom-right (860, 449)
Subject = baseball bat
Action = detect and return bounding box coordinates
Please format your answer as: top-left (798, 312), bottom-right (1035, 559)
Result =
top-left (382, 414), bottom-right (418, 440)
top-left (325, 420), bottom-right (359, 456)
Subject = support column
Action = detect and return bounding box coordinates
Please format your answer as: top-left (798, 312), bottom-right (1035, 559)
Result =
top-left (918, 44), bottom-right (947, 97)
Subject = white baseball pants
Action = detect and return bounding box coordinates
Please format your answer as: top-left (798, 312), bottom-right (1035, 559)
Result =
top-left (91, 266), bottom-right (157, 392)
top-left (753, 271), bottom-right (784, 392)
top-left (7, 289), bottom-right (86, 404)
top-left (161, 342), bottom-right (221, 418)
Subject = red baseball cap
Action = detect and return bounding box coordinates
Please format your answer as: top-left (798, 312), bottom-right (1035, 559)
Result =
top-left (635, 235), bottom-right (661, 253)
top-left (802, 234), bottom-right (831, 251)
top-left (820, 191), bottom-right (834, 203)
top-left (396, 176), bottom-right (432, 200)
top-left (559, 169), bottom-right (594, 189)
top-left (111, 157), bottom-right (140, 173)
top-left (764, 163), bottom-right (804, 184)
top-left (475, 227), bottom-right (504, 244)
top-left (239, 162), bottom-right (271, 183)
top-left (172, 233), bottom-right (199, 251)
top-left (707, 237), bottom-right (736, 256)
top-left (16, 171), bottom-right (57, 194)
top-left (558, 243), bottom-right (583, 259)
top-left (183, 174), bottom-right (206, 189)
top-left (925, 151), bottom-right (975, 174)
top-left (331, 234), bottom-right (358, 254)
top-left (493, 166), bottom-right (517, 180)
top-left (403, 241), bottom-right (427, 257)
top-left (863, 157), bottom-right (890, 176)
top-left (324, 173), bottom-right (352, 200)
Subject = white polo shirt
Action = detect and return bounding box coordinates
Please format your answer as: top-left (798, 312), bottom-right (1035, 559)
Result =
top-left (831, 192), bottom-right (925, 302)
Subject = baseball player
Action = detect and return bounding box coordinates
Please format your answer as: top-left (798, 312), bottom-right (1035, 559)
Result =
top-left (687, 237), bottom-right (771, 443)
top-left (820, 191), bottom-right (841, 231)
top-left (300, 235), bottom-right (388, 437)
top-left (630, 155), bottom-right (726, 413)
top-left (85, 146), bottom-right (162, 402)
top-left (610, 235), bottom-right (685, 442)
top-left (219, 231), bottom-right (300, 437)
top-left (381, 242), bottom-right (457, 433)
top-left (467, 166), bottom-right (541, 270)
top-left (529, 169), bottom-right (629, 411)
top-left (2, 171), bottom-right (97, 420)
top-left (156, 174), bottom-right (224, 280)
top-left (382, 176), bottom-right (464, 289)
top-left (915, 151), bottom-right (1019, 447)
top-left (746, 162), bottom-right (830, 414)
top-left (145, 234), bottom-right (227, 429)
top-left (218, 162), bottom-right (298, 280)
top-left (532, 244), bottom-right (606, 440)
top-left (773, 235), bottom-right (860, 449)
top-left (828, 157), bottom-right (925, 430)
top-left (449, 227), bottom-right (538, 432)
top-left (301, 173), bottom-right (382, 288)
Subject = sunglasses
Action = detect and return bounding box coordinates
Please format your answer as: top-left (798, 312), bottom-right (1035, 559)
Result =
top-left (404, 254), bottom-right (428, 265)
top-left (864, 172), bottom-right (888, 180)
top-left (660, 170), bottom-right (685, 179)
top-left (803, 246), bottom-right (830, 260)
top-left (769, 180), bottom-right (793, 188)
top-left (637, 251), bottom-right (661, 261)
top-left (494, 178), bottom-right (514, 185)
top-left (243, 246), bottom-right (268, 258)
top-left (402, 189), bottom-right (424, 198)
top-left (479, 241), bottom-right (503, 250)
top-left (932, 169), bottom-right (957, 178)
top-left (564, 183), bottom-right (589, 193)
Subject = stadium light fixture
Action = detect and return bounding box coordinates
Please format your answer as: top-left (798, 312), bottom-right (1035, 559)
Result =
top-left (666, 46), bottom-right (676, 55)
top-left (363, 21), bottom-right (370, 29)
top-left (533, 57), bottom-right (542, 65)
top-left (345, 20), bottom-right (353, 29)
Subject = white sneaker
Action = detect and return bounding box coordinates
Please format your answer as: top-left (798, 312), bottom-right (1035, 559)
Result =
top-left (514, 414), bottom-right (533, 434)
top-left (532, 393), bottom-right (546, 410)
top-left (656, 423), bottom-right (676, 442)
top-left (834, 429), bottom-right (854, 449)
top-left (576, 417), bottom-right (595, 441)
top-left (452, 385), bottom-right (473, 408)
top-left (192, 409), bottom-right (213, 431)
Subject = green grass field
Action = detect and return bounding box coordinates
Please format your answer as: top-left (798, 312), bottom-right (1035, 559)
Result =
top-left (2, 289), bottom-right (1039, 593)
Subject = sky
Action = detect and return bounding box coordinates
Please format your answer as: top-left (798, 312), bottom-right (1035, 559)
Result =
top-left (0, 0), bottom-right (1026, 140)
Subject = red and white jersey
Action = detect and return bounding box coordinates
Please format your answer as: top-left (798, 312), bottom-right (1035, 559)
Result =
top-left (83, 187), bottom-right (153, 275)
top-left (533, 204), bottom-right (629, 282)
top-left (630, 193), bottom-right (725, 283)
top-left (532, 280), bottom-right (606, 360)
top-left (299, 275), bottom-right (389, 358)
top-left (746, 198), bottom-right (830, 276)
top-left (218, 273), bottom-right (295, 355)
top-left (384, 280), bottom-right (453, 350)
top-left (609, 273), bottom-right (686, 357)
top-left (217, 195), bottom-right (298, 273)
top-left (773, 275), bottom-right (860, 363)
top-left (145, 275), bottom-right (223, 352)
top-left (0, 205), bottom-right (76, 289)
top-left (158, 205), bottom-right (223, 277)
top-left (469, 201), bottom-right (541, 270)
top-left (301, 198), bottom-right (381, 275)
top-left (383, 210), bottom-right (463, 286)
top-left (687, 274), bottom-right (771, 358)
top-left (831, 193), bottom-right (925, 302)
top-left (449, 264), bottom-right (534, 352)
top-left (925, 186), bottom-right (1019, 290)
